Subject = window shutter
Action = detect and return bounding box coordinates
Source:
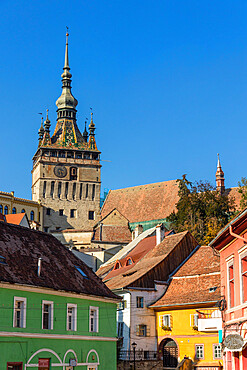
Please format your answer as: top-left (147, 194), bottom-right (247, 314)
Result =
top-left (146, 326), bottom-right (150, 337)
top-left (194, 314), bottom-right (199, 326)
top-left (169, 314), bottom-right (172, 328)
top-left (136, 325), bottom-right (140, 336)
top-left (159, 315), bottom-right (163, 327)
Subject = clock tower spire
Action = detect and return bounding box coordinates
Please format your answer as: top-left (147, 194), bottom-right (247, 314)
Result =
top-left (32, 32), bottom-right (101, 237)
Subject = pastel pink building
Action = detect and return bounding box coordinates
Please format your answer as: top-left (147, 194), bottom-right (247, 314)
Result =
top-left (211, 208), bottom-right (247, 370)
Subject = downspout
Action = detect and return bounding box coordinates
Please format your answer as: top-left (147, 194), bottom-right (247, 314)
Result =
top-left (229, 225), bottom-right (247, 244)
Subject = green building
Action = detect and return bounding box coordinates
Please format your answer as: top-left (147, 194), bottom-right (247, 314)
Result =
top-left (0, 220), bottom-right (119, 370)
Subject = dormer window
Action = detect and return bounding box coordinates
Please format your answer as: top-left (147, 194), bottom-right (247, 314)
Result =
top-left (114, 261), bottom-right (121, 270)
top-left (126, 258), bottom-right (133, 266)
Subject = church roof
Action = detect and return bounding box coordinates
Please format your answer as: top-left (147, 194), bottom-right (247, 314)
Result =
top-left (101, 180), bottom-right (180, 223)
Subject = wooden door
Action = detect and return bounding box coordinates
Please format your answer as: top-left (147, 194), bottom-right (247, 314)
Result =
top-left (163, 341), bottom-right (178, 368)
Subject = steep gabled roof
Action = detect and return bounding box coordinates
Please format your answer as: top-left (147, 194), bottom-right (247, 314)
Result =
top-left (101, 180), bottom-right (179, 223)
top-left (151, 246), bottom-right (220, 308)
top-left (92, 225), bottom-right (132, 244)
top-left (5, 213), bottom-right (28, 226)
top-left (99, 231), bottom-right (198, 290)
top-left (0, 221), bottom-right (117, 299)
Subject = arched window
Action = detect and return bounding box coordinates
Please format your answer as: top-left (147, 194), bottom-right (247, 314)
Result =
top-left (0, 205), bottom-right (3, 214)
top-left (12, 207), bottom-right (16, 214)
top-left (4, 206), bottom-right (8, 215)
top-left (21, 209), bottom-right (25, 213)
top-left (30, 210), bottom-right (34, 221)
top-left (70, 167), bottom-right (77, 180)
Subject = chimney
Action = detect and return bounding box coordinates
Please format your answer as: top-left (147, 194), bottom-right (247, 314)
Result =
top-left (37, 257), bottom-right (42, 277)
top-left (134, 225), bottom-right (143, 239)
top-left (156, 224), bottom-right (165, 245)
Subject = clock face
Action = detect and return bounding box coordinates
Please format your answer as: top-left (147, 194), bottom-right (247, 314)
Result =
top-left (54, 165), bottom-right (67, 178)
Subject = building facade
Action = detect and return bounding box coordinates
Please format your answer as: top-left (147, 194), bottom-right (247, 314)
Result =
top-left (210, 208), bottom-right (247, 370)
top-left (32, 32), bottom-right (101, 234)
top-left (0, 220), bottom-right (119, 370)
top-left (151, 246), bottom-right (223, 370)
top-left (0, 190), bottom-right (43, 229)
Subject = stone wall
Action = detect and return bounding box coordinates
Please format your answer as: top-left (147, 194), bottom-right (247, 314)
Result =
top-left (117, 360), bottom-right (163, 370)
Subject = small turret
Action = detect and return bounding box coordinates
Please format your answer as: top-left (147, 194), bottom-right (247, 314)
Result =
top-left (83, 120), bottom-right (88, 143)
top-left (38, 116), bottom-right (44, 145)
top-left (216, 153), bottom-right (225, 194)
top-left (44, 109), bottom-right (51, 133)
top-left (88, 112), bottom-right (97, 150)
top-left (89, 112), bottom-right (96, 136)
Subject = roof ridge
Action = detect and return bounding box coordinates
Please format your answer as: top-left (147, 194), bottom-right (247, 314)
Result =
top-left (109, 179), bottom-right (178, 192)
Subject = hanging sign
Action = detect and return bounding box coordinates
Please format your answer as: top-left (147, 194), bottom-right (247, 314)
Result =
top-left (38, 358), bottom-right (50, 370)
top-left (224, 334), bottom-right (244, 351)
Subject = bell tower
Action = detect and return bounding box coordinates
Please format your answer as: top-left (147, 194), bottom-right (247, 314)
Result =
top-left (32, 32), bottom-right (101, 233)
top-left (215, 153), bottom-right (225, 194)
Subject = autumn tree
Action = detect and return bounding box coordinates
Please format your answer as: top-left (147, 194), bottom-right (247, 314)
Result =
top-left (167, 176), bottom-right (235, 245)
top-left (238, 177), bottom-right (247, 210)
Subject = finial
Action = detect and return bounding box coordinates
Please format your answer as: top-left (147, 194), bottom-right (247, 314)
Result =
top-left (64, 27), bottom-right (70, 69)
top-left (44, 108), bottom-right (51, 133)
top-left (38, 114), bottom-right (44, 143)
top-left (83, 119), bottom-right (89, 142)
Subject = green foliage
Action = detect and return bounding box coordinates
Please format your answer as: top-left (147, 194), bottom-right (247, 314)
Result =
top-left (167, 175), bottom-right (236, 245)
top-left (238, 177), bottom-right (247, 210)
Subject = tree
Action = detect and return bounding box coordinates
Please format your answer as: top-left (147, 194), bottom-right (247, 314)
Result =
top-left (167, 176), bottom-right (236, 245)
top-left (238, 177), bottom-right (247, 210)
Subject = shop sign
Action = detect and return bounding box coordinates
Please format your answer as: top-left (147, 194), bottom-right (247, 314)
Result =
top-left (69, 359), bottom-right (77, 366)
top-left (38, 358), bottom-right (50, 370)
top-left (224, 334), bottom-right (244, 351)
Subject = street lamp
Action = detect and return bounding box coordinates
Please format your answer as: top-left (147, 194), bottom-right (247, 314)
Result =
top-left (132, 342), bottom-right (137, 370)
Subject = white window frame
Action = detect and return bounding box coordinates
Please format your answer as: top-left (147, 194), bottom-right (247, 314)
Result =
top-left (42, 300), bottom-right (54, 330)
top-left (159, 314), bottom-right (171, 327)
top-left (195, 344), bottom-right (204, 359)
top-left (190, 313), bottom-right (199, 327)
top-left (13, 296), bottom-right (27, 328)
top-left (239, 247), bottom-right (247, 304)
top-left (89, 306), bottom-right (99, 333)
top-left (226, 257), bottom-right (235, 308)
top-left (213, 344), bottom-right (222, 359)
top-left (67, 303), bottom-right (77, 331)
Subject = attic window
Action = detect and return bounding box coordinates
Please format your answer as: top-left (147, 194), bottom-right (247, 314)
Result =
top-left (0, 255), bottom-right (7, 265)
top-left (209, 287), bottom-right (217, 293)
top-left (75, 266), bottom-right (88, 279)
top-left (114, 261), bottom-right (121, 270)
top-left (125, 258), bottom-right (133, 266)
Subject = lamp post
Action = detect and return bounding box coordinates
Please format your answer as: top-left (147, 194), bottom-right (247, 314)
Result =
top-left (132, 342), bottom-right (137, 370)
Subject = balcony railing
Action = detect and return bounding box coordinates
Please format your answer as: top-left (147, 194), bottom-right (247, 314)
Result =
top-left (118, 350), bottom-right (158, 361)
top-left (197, 309), bottom-right (222, 332)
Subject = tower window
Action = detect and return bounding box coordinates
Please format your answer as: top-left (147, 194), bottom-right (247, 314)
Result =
top-left (58, 182), bottom-right (61, 199)
top-left (30, 211), bottom-right (34, 221)
top-left (88, 211), bottom-right (95, 220)
top-left (92, 184), bottom-right (95, 201)
top-left (76, 153), bottom-right (82, 159)
top-left (65, 182), bottom-right (69, 199)
top-left (67, 152), bottom-right (74, 159)
top-left (84, 153), bottom-right (90, 159)
top-left (46, 208), bottom-right (51, 215)
top-left (70, 167), bottom-right (77, 180)
top-left (51, 151), bottom-right (57, 157)
top-left (85, 184), bottom-right (88, 198)
top-left (12, 207), bottom-right (16, 214)
top-left (50, 181), bottom-right (55, 198)
top-left (59, 151), bottom-right (65, 158)
top-left (43, 181), bottom-right (47, 198)
top-left (70, 209), bottom-right (76, 218)
top-left (44, 227), bottom-right (49, 233)
top-left (4, 206), bottom-right (8, 215)
top-left (59, 209), bottom-right (64, 216)
top-left (72, 183), bottom-right (76, 200)
top-left (79, 183), bottom-right (82, 200)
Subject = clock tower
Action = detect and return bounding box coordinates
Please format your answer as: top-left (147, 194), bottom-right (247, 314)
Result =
top-left (32, 32), bottom-right (101, 234)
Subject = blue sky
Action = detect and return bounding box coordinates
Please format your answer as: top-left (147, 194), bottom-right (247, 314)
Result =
top-left (0, 1), bottom-right (247, 198)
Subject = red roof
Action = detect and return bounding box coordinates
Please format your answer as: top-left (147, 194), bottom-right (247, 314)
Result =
top-left (5, 213), bottom-right (26, 225)
top-left (101, 180), bottom-right (179, 223)
top-left (151, 246), bottom-right (220, 307)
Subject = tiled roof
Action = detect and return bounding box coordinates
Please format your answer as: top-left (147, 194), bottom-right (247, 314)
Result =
top-left (5, 213), bottom-right (26, 226)
top-left (100, 231), bottom-right (198, 290)
top-left (101, 180), bottom-right (179, 223)
top-left (92, 225), bottom-right (132, 244)
top-left (225, 187), bottom-right (241, 210)
top-left (0, 221), bottom-right (117, 299)
top-left (151, 246), bottom-right (220, 307)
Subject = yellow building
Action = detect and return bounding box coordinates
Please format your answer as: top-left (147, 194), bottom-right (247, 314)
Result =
top-left (150, 246), bottom-right (223, 370)
top-left (0, 191), bottom-right (43, 230)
